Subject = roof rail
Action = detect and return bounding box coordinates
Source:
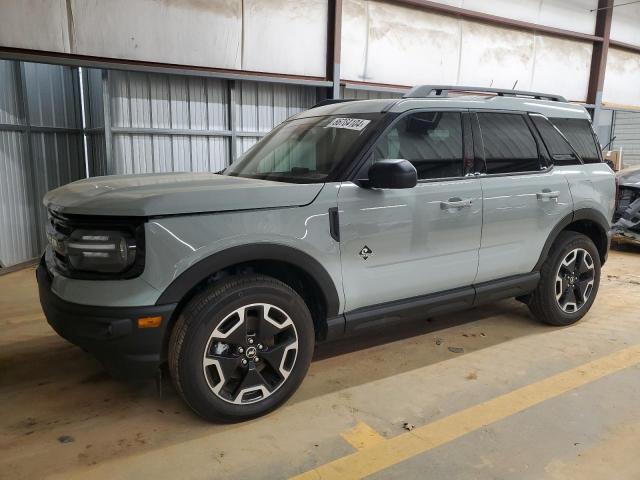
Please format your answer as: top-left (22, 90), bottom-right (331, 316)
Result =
top-left (403, 85), bottom-right (567, 102)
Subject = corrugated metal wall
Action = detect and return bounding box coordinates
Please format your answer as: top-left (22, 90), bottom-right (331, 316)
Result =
top-left (1, 62), bottom-right (319, 268)
top-left (612, 111), bottom-right (640, 167)
top-left (0, 60), bottom-right (84, 268)
top-left (235, 81), bottom-right (318, 156)
top-left (86, 71), bottom-right (319, 175)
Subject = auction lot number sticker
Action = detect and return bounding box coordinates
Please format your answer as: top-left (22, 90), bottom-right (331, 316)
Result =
top-left (325, 118), bottom-right (371, 131)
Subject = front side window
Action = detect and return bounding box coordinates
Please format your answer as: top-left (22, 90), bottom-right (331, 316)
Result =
top-left (372, 111), bottom-right (464, 179)
top-left (225, 114), bottom-right (382, 183)
top-left (477, 113), bottom-right (541, 174)
top-left (549, 118), bottom-right (601, 164)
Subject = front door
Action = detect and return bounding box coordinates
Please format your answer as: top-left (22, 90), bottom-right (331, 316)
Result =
top-left (337, 110), bottom-right (483, 314)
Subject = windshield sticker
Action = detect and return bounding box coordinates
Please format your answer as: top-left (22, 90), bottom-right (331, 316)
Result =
top-left (325, 118), bottom-right (371, 131)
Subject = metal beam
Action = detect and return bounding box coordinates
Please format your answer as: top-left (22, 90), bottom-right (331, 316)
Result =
top-left (326, 0), bottom-right (343, 99)
top-left (387, 0), bottom-right (604, 43)
top-left (587, 0), bottom-right (614, 123)
top-left (108, 126), bottom-right (267, 138)
top-left (0, 47), bottom-right (333, 88)
top-left (609, 39), bottom-right (640, 55)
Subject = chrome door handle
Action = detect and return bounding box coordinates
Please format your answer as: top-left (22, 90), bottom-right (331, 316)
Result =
top-left (441, 197), bottom-right (472, 209)
top-left (536, 190), bottom-right (560, 200)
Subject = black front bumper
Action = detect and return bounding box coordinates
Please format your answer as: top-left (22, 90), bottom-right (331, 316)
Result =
top-left (37, 261), bottom-right (177, 380)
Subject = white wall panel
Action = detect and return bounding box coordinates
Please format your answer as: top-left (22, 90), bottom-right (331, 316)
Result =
top-left (341, 0), bottom-right (369, 85)
top-left (611, 3), bottom-right (640, 47)
top-left (70, 0), bottom-right (242, 70)
top-left (458, 21), bottom-right (534, 89)
top-left (341, 0), bottom-right (460, 85)
top-left (342, 1), bottom-right (594, 101)
top-left (242, 0), bottom-right (328, 76)
top-left (530, 35), bottom-right (592, 102)
top-left (0, 0), bottom-right (70, 53)
top-left (603, 48), bottom-right (640, 107)
top-left (460, 0), bottom-right (597, 35)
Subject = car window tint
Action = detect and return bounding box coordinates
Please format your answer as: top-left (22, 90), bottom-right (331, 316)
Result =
top-left (530, 115), bottom-right (577, 164)
top-left (550, 118), bottom-right (601, 164)
top-left (477, 113), bottom-right (540, 174)
top-left (373, 112), bottom-right (463, 179)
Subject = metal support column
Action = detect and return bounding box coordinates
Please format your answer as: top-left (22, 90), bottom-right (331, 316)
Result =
top-left (101, 69), bottom-right (112, 172)
top-left (587, 0), bottom-right (614, 127)
top-left (228, 80), bottom-right (238, 163)
top-left (327, 0), bottom-right (342, 99)
top-left (15, 61), bottom-right (41, 244)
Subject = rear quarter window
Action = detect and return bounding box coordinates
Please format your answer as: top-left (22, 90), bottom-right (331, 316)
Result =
top-left (549, 118), bottom-right (601, 164)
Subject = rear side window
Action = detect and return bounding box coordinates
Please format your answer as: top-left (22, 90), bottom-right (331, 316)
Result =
top-left (549, 118), bottom-right (601, 164)
top-left (530, 114), bottom-right (578, 165)
top-left (477, 113), bottom-right (541, 174)
top-left (373, 111), bottom-right (464, 180)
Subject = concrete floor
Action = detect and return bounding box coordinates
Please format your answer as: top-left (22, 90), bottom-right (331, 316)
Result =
top-left (1, 247), bottom-right (640, 480)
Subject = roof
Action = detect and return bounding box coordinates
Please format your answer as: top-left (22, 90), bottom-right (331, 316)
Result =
top-left (294, 95), bottom-right (591, 121)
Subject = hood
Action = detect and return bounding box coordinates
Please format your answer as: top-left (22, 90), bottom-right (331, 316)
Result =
top-left (44, 173), bottom-right (325, 216)
top-left (617, 165), bottom-right (640, 189)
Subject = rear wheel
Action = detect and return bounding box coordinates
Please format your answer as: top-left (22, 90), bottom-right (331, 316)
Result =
top-left (528, 231), bottom-right (601, 326)
top-left (168, 274), bottom-right (315, 422)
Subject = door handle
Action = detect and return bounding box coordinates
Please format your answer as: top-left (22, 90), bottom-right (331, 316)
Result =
top-left (440, 197), bottom-right (472, 210)
top-left (536, 190), bottom-right (560, 201)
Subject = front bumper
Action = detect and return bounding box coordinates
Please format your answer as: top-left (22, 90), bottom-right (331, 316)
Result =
top-left (37, 260), bottom-right (177, 380)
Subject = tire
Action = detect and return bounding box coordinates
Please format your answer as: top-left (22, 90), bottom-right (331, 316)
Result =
top-left (168, 274), bottom-right (315, 422)
top-left (528, 231), bottom-right (601, 326)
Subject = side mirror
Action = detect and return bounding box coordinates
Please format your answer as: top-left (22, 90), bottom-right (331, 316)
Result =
top-left (367, 159), bottom-right (417, 189)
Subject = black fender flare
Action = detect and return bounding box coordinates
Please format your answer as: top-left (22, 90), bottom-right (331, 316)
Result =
top-left (534, 208), bottom-right (611, 270)
top-left (155, 243), bottom-right (341, 317)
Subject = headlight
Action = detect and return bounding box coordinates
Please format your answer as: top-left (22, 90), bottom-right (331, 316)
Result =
top-left (65, 229), bottom-right (137, 273)
top-left (46, 210), bottom-right (145, 278)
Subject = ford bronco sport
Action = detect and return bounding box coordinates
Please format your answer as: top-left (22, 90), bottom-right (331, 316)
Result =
top-left (38, 85), bottom-right (615, 422)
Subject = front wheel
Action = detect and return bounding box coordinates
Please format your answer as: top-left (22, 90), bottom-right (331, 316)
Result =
top-left (528, 231), bottom-right (601, 326)
top-left (168, 274), bottom-right (315, 422)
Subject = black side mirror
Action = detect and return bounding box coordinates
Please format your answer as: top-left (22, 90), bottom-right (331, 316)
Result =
top-left (367, 159), bottom-right (417, 189)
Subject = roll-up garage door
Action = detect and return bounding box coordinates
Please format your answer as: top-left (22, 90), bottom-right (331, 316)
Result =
top-left (612, 111), bottom-right (640, 168)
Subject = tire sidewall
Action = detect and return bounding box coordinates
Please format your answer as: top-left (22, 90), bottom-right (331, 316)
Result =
top-left (176, 280), bottom-right (314, 422)
top-left (543, 233), bottom-right (601, 325)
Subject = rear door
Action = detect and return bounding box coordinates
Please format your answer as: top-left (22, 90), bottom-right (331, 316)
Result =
top-left (338, 110), bottom-right (483, 314)
top-left (474, 111), bottom-right (573, 283)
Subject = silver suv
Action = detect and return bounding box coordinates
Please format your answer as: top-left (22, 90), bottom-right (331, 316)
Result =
top-left (38, 85), bottom-right (615, 422)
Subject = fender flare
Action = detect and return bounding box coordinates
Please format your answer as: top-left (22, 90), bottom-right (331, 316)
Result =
top-left (155, 243), bottom-right (341, 317)
top-left (534, 208), bottom-right (611, 270)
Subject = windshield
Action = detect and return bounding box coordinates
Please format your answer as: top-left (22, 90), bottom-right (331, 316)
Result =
top-left (224, 113), bottom-right (382, 183)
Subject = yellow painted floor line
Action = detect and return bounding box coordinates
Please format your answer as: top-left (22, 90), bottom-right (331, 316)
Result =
top-left (291, 344), bottom-right (640, 480)
top-left (341, 421), bottom-right (386, 451)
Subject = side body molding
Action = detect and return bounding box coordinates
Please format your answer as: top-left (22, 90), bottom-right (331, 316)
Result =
top-left (155, 243), bottom-right (341, 317)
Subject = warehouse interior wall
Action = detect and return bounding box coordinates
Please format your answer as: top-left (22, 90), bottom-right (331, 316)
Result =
top-left (0, 0), bottom-right (328, 78)
top-left (341, 0), bottom-right (593, 101)
top-left (1, 0), bottom-right (639, 269)
top-left (0, 60), bottom-right (84, 268)
top-left (0, 59), bottom-right (320, 268)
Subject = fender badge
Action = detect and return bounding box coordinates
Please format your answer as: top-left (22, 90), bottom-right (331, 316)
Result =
top-left (359, 245), bottom-right (373, 260)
